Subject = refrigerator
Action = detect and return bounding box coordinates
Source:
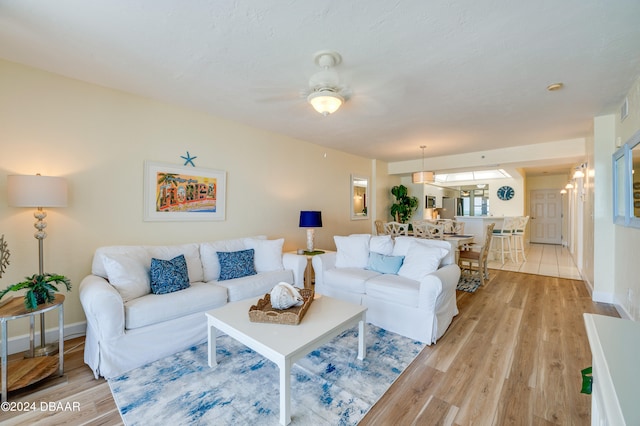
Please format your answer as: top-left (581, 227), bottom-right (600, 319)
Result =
top-left (441, 197), bottom-right (464, 219)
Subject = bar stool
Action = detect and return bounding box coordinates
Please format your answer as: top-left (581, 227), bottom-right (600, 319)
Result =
top-left (491, 217), bottom-right (515, 264)
top-left (511, 216), bottom-right (529, 262)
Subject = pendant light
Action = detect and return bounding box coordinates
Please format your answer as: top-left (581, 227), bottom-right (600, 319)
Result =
top-left (412, 145), bottom-right (434, 183)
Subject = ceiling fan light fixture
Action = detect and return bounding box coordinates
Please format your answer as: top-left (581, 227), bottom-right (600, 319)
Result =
top-left (308, 90), bottom-right (343, 116)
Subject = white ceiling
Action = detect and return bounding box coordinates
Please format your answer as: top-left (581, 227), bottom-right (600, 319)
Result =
top-left (1, 0), bottom-right (640, 169)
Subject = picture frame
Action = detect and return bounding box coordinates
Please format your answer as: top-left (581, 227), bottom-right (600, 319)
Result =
top-left (144, 161), bottom-right (226, 221)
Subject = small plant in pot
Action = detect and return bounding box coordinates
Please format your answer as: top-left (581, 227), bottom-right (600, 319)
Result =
top-left (0, 273), bottom-right (71, 310)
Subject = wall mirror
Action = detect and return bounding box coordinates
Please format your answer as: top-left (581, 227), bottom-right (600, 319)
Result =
top-left (612, 144), bottom-right (628, 225)
top-left (630, 133), bottom-right (640, 227)
top-left (613, 129), bottom-right (640, 228)
top-left (351, 175), bottom-right (369, 220)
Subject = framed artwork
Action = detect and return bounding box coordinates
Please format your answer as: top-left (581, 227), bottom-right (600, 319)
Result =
top-left (144, 161), bottom-right (226, 221)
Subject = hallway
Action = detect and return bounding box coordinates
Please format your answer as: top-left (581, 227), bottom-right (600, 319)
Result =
top-left (487, 243), bottom-right (582, 280)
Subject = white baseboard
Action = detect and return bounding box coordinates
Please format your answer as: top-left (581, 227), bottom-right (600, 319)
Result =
top-left (6, 321), bottom-right (86, 355)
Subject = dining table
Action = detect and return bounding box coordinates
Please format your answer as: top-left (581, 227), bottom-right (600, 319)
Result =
top-left (442, 233), bottom-right (475, 263)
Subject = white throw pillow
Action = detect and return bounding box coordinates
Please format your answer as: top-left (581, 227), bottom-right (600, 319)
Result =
top-left (334, 235), bottom-right (371, 268)
top-left (391, 236), bottom-right (415, 257)
top-left (102, 253), bottom-right (151, 302)
top-left (369, 235), bottom-right (394, 255)
top-left (244, 238), bottom-right (284, 272)
top-left (397, 241), bottom-right (449, 281)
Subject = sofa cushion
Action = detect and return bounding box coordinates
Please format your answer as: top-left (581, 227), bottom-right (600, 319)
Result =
top-left (92, 245), bottom-right (150, 279)
top-left (147, 243), bottom-right (203, 283)
top-left (398, 241), bottom-right (449, 281)
top-left (149, 255), bottom-right (191, 295)
top-left (334, 235), bottom-right (371, 268)
top-left (217, 249), bottom-right (257, 281)
top-left (213, 269), bottom-right (294, 302)
top-left (366, 252), bottom-right (404, 274)
top-left (124, 282), bottom-right (228, 330)
top-left (200, 236), bottom-right (266, 281)
top-left (244, 238), bottom-right (284, 272)
top-left (102, 251), bottom-right (151, 302)
top-left (369, 235), bottom-right (394, 255)
top-left (392, 236), bottom-right (455, 266)
top-left (365, 274), bottom-right (420, 308)
top-left (323, 267), bottom-right (380, 294)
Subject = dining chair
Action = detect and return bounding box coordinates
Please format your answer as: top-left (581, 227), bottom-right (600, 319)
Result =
top-left (490, 217), bottom-right (515, 264)
top-left (412, 221), bottom-right (428, 238)
top-left (511, 216), bottom-right (529, 262)
top-left (443, 221), bottom-right (465, 234)
top-left (423, 222), bottom-right (444, 239)
top-left (383, 221), bottom-right (408, 238)
top-left (459, 222), bottom-right (495, 285)
top-left (374, 220), bottom-right (386, 236)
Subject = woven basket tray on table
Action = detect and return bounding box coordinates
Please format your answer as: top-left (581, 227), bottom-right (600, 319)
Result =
top-left (248, 288), bottom-right (314, 325)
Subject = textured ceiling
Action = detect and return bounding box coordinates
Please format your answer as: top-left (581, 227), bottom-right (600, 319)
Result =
top-left (1, 0), bottom-right (639, 167)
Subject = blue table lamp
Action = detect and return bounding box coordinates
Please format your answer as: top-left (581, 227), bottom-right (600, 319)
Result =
top-left (299, 211), bottom-right (322, 252)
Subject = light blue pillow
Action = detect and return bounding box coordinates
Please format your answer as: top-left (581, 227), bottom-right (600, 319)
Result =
top-left (366, 252), bottom-right (405, 275)
top-left (149, 254), bottom-right (190, 294)
top-left (217, 249), bottom-right (257, 281)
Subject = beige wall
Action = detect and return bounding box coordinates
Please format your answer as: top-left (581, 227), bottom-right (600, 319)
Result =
top-left (0, 59), bottom-right (380, 338)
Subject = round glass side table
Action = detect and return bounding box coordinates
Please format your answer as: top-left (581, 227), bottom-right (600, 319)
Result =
top-left (0, 294), bottom-right (64, 402)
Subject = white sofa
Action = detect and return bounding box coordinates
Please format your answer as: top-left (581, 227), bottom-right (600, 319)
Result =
top-left (312, 235), bottom-right (460, 344)
top-left (79, 236), bottom-right (306, 379)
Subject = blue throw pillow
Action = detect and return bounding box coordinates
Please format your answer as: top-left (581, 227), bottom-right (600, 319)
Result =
top-left (149, 254), bottom-right (190, 294)
top-left (366, 252), bottom-right (405, 275)
top-left (217, 249), bottom-right (257, 281)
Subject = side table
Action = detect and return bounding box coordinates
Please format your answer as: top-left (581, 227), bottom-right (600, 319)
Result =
top-left (288, 250), bottom-right (332, 289)
top-left (0, 294), bottom-right (64, 402)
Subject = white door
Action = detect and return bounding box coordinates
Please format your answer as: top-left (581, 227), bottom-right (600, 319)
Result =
top-left (530, 189), bottom-right (562, 244)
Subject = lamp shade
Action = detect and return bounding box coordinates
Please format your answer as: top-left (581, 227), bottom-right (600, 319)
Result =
top-left (412, 171), bottom-right (435, 184)
top-left (7, 175), bottom-right (68, 207)
top-left (299, 211), bottom-right (322, 228)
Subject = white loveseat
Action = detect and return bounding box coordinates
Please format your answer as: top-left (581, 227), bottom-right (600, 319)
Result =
top-left (312, 235), bottom-right (460, 344)
top-left (79, 236), bottom-right (306, 379)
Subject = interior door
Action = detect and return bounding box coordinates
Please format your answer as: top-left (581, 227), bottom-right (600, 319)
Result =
top-left (530, 189), bottom-right (562, 244)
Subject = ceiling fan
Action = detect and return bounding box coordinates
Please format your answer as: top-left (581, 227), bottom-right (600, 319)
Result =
top-left (254, 50), bottom-right (352, 116)
top-left (305, 50), bottom-right (352, 116)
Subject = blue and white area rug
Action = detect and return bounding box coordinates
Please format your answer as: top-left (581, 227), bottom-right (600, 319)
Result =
top-left (457, 274), bottom-right (482, 293)
top-left (108, 325), bottom-right (424, 425)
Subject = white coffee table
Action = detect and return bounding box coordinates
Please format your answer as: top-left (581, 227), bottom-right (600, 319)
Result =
top-left (206, 294), bottom-right (367, 425)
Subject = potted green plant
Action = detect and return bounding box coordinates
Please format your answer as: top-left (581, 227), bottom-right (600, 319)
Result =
top-left (0, 273), bottom-right (71, 310)
top-left (390, 184), bottom-right (419, 223)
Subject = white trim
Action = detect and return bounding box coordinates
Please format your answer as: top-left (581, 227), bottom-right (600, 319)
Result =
top-left (6, 321), bottom-right (86, 355)
top-left (592, 291), bottom-right (615, 304)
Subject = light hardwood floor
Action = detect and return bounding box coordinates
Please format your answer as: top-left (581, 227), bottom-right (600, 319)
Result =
top-left (0, 270), bottom-right (618, 425)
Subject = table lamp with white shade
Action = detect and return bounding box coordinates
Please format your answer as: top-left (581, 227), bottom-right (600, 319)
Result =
top-left (7, 174), bottom-right (68, 356)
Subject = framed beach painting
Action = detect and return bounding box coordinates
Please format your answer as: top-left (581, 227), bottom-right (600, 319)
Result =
top-left (144, 161), bottom-right (226, 221)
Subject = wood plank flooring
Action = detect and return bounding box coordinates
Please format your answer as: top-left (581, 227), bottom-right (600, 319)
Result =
top-left (0, 270), bottom-right (618, 425)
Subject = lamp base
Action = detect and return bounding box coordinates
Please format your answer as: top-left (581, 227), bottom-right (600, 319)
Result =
top-left (306, 229), bottom-right (315, 252)
top-left (24, 343), bottom-right (59, 358)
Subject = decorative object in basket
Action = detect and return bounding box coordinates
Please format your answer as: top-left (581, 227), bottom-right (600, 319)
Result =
top-left (270, 282), bottom-right (304, 309)
top-left (249, 288), bottom-right (314, 325)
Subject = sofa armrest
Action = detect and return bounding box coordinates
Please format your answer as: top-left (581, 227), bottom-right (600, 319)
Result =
top-left (311, 252), bottom-right (337, 290)
top-left (79, 275), bottom-right (126, 340)
top-left (282, 253), bottom-right (307, 288)
top-left (417, 264), bottom-right (460, 310)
